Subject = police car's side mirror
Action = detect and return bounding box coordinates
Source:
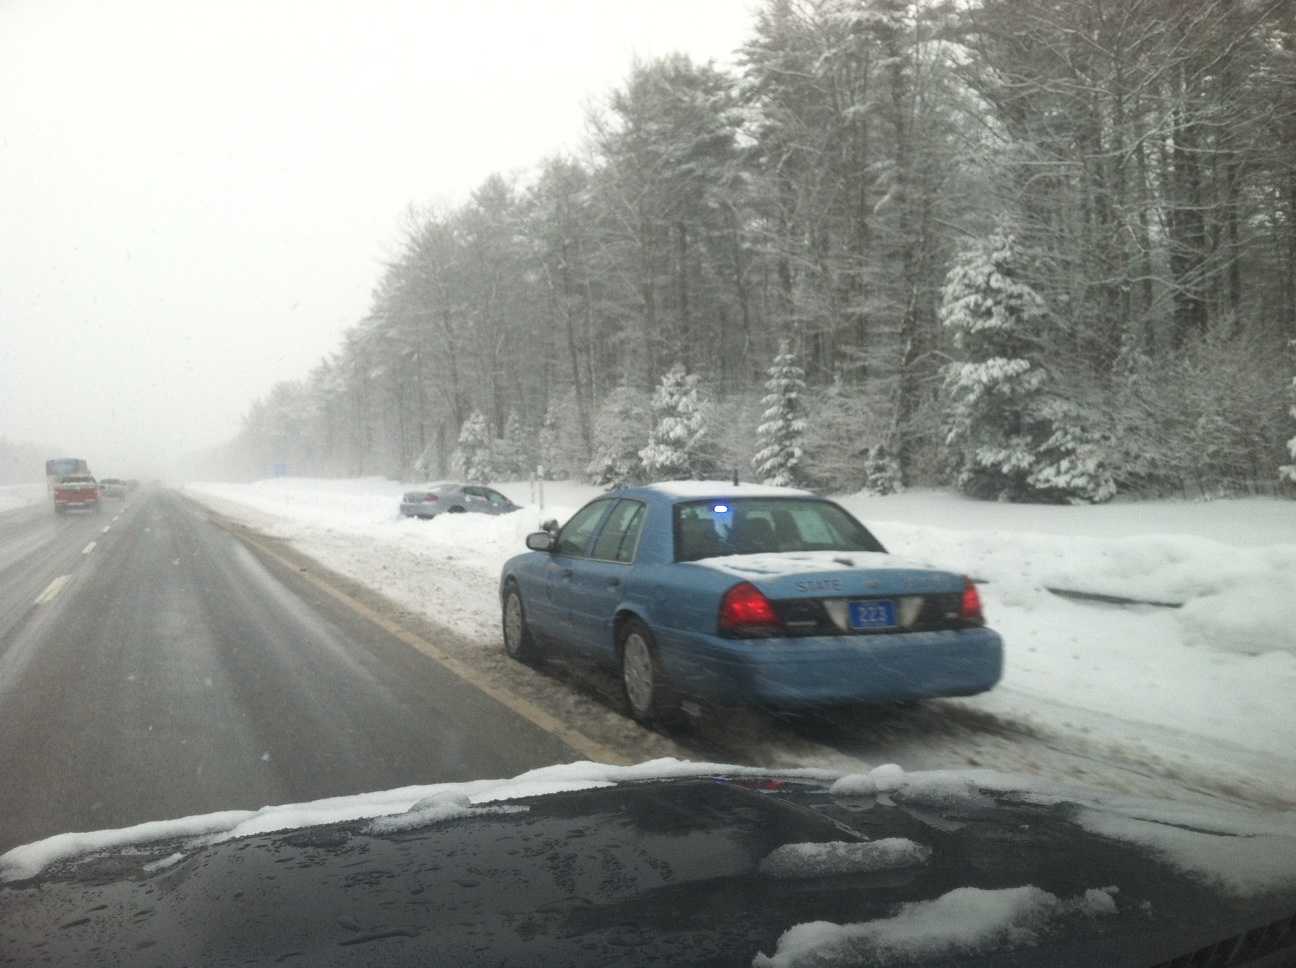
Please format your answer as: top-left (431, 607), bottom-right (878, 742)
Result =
top-left (526, 531), bottom-right (556, 552)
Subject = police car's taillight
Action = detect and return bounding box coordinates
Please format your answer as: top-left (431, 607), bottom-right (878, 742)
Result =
top-left (719, 582), bottom-right (783, 636)
top-left (960, 578), bottom-right (984, 626)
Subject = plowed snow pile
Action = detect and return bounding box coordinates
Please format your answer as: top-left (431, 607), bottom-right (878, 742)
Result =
top-left (0, 484), bottom-right (47, 514)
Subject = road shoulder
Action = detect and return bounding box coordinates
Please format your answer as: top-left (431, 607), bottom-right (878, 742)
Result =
top-left (193, 498), bottom-right (690, 768)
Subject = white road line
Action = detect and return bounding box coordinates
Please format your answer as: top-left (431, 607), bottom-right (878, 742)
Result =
top-left (102, 525), bottom-right (111, 534)
top-left (34, 575), bottom-right (72, 605)
top-left (82, 541), bottom-right (96, 555)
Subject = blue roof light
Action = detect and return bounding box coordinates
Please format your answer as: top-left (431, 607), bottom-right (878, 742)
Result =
top-left (713, 503), bottom-right (729, 513)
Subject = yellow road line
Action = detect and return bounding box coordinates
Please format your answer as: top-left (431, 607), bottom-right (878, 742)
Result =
top-left (227, 526), bottom-right (629, 766)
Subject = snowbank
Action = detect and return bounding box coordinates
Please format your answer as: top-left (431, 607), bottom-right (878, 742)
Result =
top-left (182, 478), bottom-right (1296, 802)
top-left (839, 487), bottom-right (1296, 546)
top-left (0, 483), bottom-right (47, 514)
top-left (184, 477), bottom-right (592, 640)
top-left (841, 490), bottom-right (1296, 656)
top-left (187, 479), bottom-right (1296, 656)
top-left (833, 489), bottom-right (1296, 771)
top-left (187, 476), bottom-right (586, 579)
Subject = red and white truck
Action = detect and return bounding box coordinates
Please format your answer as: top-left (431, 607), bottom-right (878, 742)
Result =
top-left (52, 475), bottom-right (101, 513)
top-left (46, 458), bottom-right (100, 513)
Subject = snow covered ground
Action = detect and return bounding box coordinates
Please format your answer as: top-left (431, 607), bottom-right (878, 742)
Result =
top-left (183, 477), bottom-right (1296, 807)
top-left (841, 489), bottom-right (1296, 803)
top-left (0, 483), bottom-right (47, 514)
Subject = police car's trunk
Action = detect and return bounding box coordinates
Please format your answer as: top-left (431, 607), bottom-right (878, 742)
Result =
top-left (700, 551), bottom-right (976, 637)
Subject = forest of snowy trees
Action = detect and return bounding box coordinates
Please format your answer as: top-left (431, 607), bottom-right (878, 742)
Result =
top-left (212, 0), bottom-right (1296, 503)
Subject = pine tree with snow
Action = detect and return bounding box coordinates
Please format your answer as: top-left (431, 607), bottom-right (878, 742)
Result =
top-left (586, 386), bottom-right (650, 487)
top-left (860, 444), bottom-right (903, 496)
top-left (413, 442), bottom-right (438, 480)
top-left (639, 363), bottom-right (715, 481)
top-left (452, 410), bottom-right (495, 483)
top-left (941, 225), bottom-right (1114, 503)
top-left (941, 225), bottom-right (1050, 501)
top-left (1282, 341), bottom-right (1296, 486)
top-left (752, 341), bottom-right (807, 486)
top-left (1028, 399), bottom-right (1116, 504)
top-left (499, 409), bottom-right (532, 479)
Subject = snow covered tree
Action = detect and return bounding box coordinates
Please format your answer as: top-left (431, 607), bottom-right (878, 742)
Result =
top-left (540, 389), bottom-right (591, 481)
top-left (496, 409), bottom-right (532, 479)
top-left (413, 442), bottom-right (438, 481)
top-left (798, 379), bottom-right (892, 493)
top-left (219, 10), bottom-right (1296, 501)
top-left (639, 363), bottom-right (715, 481)
top-left (452, 410), bottom-right (494, 483)
top-left (592, 56), bottom-right (745, 377)
top-left (709, 391), bottom-right (763, 481)
top-left (586, 386), bottom-right (650, 487)
top-left (942, 226), bottom-right (1115, 503)
top-left (941, 226), bottom-right (1050, 500)
top-left (1282, 341), bottom-right (1296, 486)
top-left (1027, 399), bottom-right (1116, 504)
top-left (860, 445), bottom-right (903, 496)
top-left (752, 341), bottom-right (807, 486)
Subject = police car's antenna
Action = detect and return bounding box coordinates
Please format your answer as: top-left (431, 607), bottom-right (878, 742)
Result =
top-left (732, 467), bottom-right (739, 486)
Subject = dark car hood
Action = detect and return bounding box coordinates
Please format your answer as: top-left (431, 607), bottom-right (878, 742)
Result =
top-left (3, 767), bottom-right (1295, 967)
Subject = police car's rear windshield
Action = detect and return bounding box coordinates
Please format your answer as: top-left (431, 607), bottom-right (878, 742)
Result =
top-left (674, 498), bottom-right (886, 562)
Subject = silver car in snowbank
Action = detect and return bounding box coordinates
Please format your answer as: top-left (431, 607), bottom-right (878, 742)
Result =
top-left (399, 482), bottom-right (520, 520)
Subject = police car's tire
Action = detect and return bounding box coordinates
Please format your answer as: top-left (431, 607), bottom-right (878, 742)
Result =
top-left (502, 583), bottom-right (541, 665)
top-left (618, 619), bottom-right (684, 728)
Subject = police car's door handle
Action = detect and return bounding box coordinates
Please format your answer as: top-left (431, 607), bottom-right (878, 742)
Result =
top-left (607, 578), bottom-right (621, 588)
top-left (560, 568), bottom-right (573, 579)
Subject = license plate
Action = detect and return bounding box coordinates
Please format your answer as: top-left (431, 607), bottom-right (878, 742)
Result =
top-left (848, 600), bottom-right (896, 630)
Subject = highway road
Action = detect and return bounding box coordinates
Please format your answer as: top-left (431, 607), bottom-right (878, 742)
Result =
top-left (0, 489), bottom-right (575, 853)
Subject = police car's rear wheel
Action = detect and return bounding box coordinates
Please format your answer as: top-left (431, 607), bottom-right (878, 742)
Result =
top-left (502, 584), bottom-right (540, 664)
top-left (619, 620), bottom-right (682, 727)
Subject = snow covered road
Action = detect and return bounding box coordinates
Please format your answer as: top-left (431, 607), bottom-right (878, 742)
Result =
top-left (183, 478), bottom-right (1296, 808)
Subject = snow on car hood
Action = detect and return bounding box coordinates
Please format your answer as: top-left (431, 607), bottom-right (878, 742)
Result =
top-left (6, 759), bottom-right (1295, 900)
top-left (753, 884), bottom-right (1122, 968)
top-left (751, 764), bottom-right (1296, 967)
top-left (0, 759), bottom-right (835, 882)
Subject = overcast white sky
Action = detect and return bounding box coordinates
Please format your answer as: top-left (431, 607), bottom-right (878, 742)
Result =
top-left (0, 0), bottom-right (755, 477)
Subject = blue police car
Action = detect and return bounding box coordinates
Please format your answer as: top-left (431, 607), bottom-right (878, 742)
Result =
top-left (500, 482), bottom-right (1003, 724)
